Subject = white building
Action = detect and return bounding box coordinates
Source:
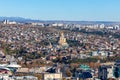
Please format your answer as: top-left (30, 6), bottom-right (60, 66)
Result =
top-left (41, 73), bottom-right (62, 80)
top-left (107, 66), bottom-right (114, 78)
top-left (3, 20), bottom-right (16, 24)
top-left (52, 23), bottom-right (64, 27)
top-left (99, 24), bottom-right (105, 29)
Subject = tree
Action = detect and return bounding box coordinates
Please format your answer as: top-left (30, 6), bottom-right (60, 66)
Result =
top-left (70, 63), bottom-right (79, 70)
top-left (62, 78), bottom-right (66, 80)
top-left (34, 74), bottom-right (42, 80)
top-left (107, 78), bottom-right (116, 80)
top-left (89, 62), bottom-right (95, 68)
top-left (3, 47), bottom-right (10, 55)
top-left (66, 69), bottom-right (72, 77)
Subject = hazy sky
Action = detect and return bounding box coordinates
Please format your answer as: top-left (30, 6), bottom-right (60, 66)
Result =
top-left (0, 0), bottom-right (120, 21)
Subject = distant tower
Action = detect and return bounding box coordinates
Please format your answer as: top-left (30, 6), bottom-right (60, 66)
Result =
top-left (58, 32), bottom-right (68, 48)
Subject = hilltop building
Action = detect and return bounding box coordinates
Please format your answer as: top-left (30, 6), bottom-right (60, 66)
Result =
top-left (58, 32), bottom-right (68, 48)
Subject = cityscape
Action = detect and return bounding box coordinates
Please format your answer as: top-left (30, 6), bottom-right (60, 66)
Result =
top-left (0, 0), bottom-right (120, 80)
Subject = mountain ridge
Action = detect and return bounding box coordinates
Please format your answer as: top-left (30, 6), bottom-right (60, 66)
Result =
top-left (0, 16), bottom-right (120, 24)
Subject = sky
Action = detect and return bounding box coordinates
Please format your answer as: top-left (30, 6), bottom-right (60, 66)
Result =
top-left (0, 0), bottom-right (120, 21)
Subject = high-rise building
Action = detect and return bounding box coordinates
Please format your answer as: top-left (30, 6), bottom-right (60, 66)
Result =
top-left (113, 60), bottom-right (120, 78)
top-left (98, 66), bottom-right (108, 80)
top-left (3, 19), bottom-right (9, 24)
